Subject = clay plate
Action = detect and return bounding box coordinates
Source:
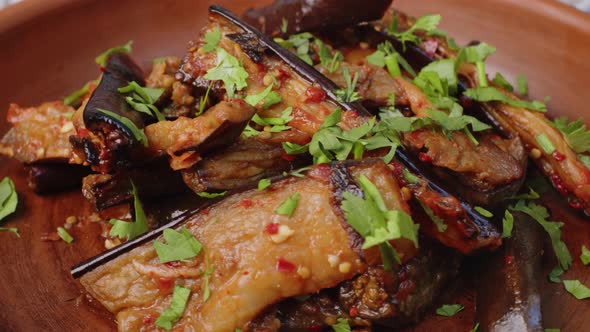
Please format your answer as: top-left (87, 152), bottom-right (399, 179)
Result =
top-left (0, 0), bottom-right (589, 331)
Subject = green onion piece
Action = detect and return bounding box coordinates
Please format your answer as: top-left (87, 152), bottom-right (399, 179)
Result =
top-left (57, 227), bottom-right (74, 243)
top-left (535, 132), bottom-right (556, 154)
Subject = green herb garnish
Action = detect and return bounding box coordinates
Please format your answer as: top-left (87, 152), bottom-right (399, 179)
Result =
top-left (276, 193), bottom-right (300, 217)
top-left (316, 39), bottom-right (343, 74)
top-left (154, 227), bottom-right (203, 263)
top-left (563, 280), bottom-right (590, 300)
top-left (464, 86), bottom-right (547, 112)
top-left (502, 210), bottom-right (514, 238)
top-left (331, 318), bottom-right (351, 332)
top-left (274, 33), bottom-right (315, 65)
top-left (457, 43), bottom-right (496, 87)
top-left (388, 14), bottom-right (442, 48)
top-left (280, 17), bottom-right (288, 34)
top-left (535, 132), bottom-right (556, 154)
top-left (0, 227), bottom-right (19, 237)
top-left (155, 285), bottom-right (191, 330)
top-left (551, 117), bottom-right (590, 154)
top-left (516, 74), bottom-right (528, 95)
top-left (436, 304), bottom-right (464, 317)
top-left (197, 82), bottom-right (213, 116)
top-left (197, 191), bottom-right (227, 199)
top-left (474, 206), bottom-right (493, 218)
top-left (580, 245), bottom-right (590, 265)
top-left (202, 28), bottom-right (221, 53)
top-left (64, 81), bottom-right (95, 107)
top-left (366, 41), bottom-right (416, 77)
top-left (118, 81), bottom-right (165, 121)
top-left (258, 178), bottom-right (271, 191)
top-left (335, 67), bottom-right (361, 103)
top-left (0, 177), bottom-right (18, 222)
top-left (57, 227), bottom-right (73, 243)
top-left (95, 41), bottom-right (133, 67)
top-left (492, 72), bottom-right (514, 92)
top-left (109, 182), bottom-right (149, 241)
top-left (97, 109), bottom-right (149, 146)
top-left (418, 200), bottom-right (447, 233)
top-left (548, 266), bottom-right (564, 283)
top-left (244, 84), bottom-right (282, 109)
top-left (200, 252), bottom-right (214, 302)
top-left (204, 48), bottom-right (249, 98)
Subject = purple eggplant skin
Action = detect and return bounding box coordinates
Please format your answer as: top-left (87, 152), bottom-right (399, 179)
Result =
top-left (26, 163), bottom-right (91, 194)
top-left (476, 212), bottom-right (544, 332)
top-left (242, 0), bottom-right (393, 36)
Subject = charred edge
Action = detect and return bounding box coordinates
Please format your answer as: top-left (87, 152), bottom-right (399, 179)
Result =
top-left (83, 53), bottom-right (147, 143)
top-left (26, 163), bottom-right (90, 194)
top-left (226, 33), bottom-right (267, 63)
top-left (329, 162), bottom-right (366, 256)
top-left (395, 150), bottom-right (501, 240)
top-left (209, 5), bottom-right (366, 114)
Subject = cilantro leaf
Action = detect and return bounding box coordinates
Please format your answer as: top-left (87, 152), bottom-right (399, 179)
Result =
top-left (457, 42), bottom-right (496, 64)
top-left (506, 187), bottom-right (540, 200)
top-left (57, 227), bottom-right (74, 243)
top-left (474, 206), bottom-right (493, 218)
top-left (197, 82), bottom-right (213, 116)
top-left (200, 252), bottom-right (215, 301)
top-left (331, 318), bottom-right (351, 332)
top-left (389, 14), bottom-right (441, 48)
top-left (276, 193), bottom-right (300, 217)
top-left (548, 265), bottom-right (564, 283)
top-left (109, 182), bottom-right (149, 241)
top-left (0, 227), bottom-right (19, 237)
top-left (436, 304), bottom-right (464, 317)
top-left (280, 17), bottom-right (288, 34)
top-left (118, 81), bottom-right (165, 121)
top-left (417, 200), bottom-right (447, 233)
top-left (510, 200), bottom-right (572, 270)
top-left (470, 323), bottom-right (480, 332)
top-left (249, 107), bottom-right (293, 134)
top-left (563, 280), bottom-right (590, 300)
top-left (316, 39), bottom-right (343, 74)
top-left (502, 210), bottom-right (514, 238)
top-left (335, 67), bottom-right (361, 103)
top-left (95, 41), bottom-right (133, 67)
top-left (154, 227), bottom-right (203, 263)
top-left (203, 28), bottom-right (221, 53)
top-left (516, 74), bottom-right (528, 96)
top-left (464, 87), bottom-right (547, 112)
top-left (245, 84), bottom-right (282, 109)
top-left (366, 41), bottom-right (416, 77)
top-left (64, 81), bottom-right (96, 107)
top-left (204, 48), bottom-right (249, 98)
top-left (535, 132), bottom-right (556, 154)
top-left (492, 72), bottom-right (514, 92)
top-left (274, 33), bottom-right (314, 65)
top-left (197, 191), bottom-right (227, 198)
top-left (155, 285), bottom-right (191, 330)
top-left (283, 166), bottom-right (312, 178)
top-left (258, 178), bottom-right (271, 191)
top-left (97, 109), bottom-right (149, 147)
top-left (419, 59), bottom-right (458, 94)
top-left (580, 245), bottom-right (590, 265)
top-left (362, 210), bottom-right (417, 249)
top-left (0, 177), bottom-right (18, 222)
top-left (551, 116), bottom-right (590, 154)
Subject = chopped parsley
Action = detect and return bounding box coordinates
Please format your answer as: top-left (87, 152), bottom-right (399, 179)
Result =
top-left (97, 109), bottom-right (148, 147)
top-left (492, 72), bottom-right (514, 92)
top-left (316, 39), bottom-right (343, 74)
top-left (418, 200), bottom-right (447, 233)
top-left (197, 82), bottom-right (213, 116)
top-left (463, 86), bottom-right (547, 112)
top-left (283, 166), bottom-right (312, 178)
top-left (276, 193), bottom-right (300, 217)
top-left (516, 74), bottom-right (528, 95)
top-left (548, 266), bottom-right (564, 283)
top-left (335, 67), bottom-right (361, 103)
top-left (244, 107), bottom-right (293, 137)
top-left (274, 33), bottom-right (315, 65)
top-left (388, 14), bottom-right (442, 48)
top-left (470, 323), bottom-right (480, 332)
top-left (202, 28), bottom-right (221, 53)
top-left (366, 41), bottom-right (416, 77)
top-left (280, 17), bottom-right (288, 34)
top-left (341, 175), bottom-right (418, 270)
top-left (331, 318), bottom-right (351, 332)
top-left (535, 132), bottom-right (556, 154)
top-left (510, 200), bottom-right (572, 270)
top-left (502, 210), bottom-right (514, 238)
top-left (109, 182), bottom-right (149, 241)
top-left (0, 227), bottom-right (19, 237)
top-left (244, 84), bottom-right (282, 109)
top-left (563, 280), bottom-right (590, 300)
top-left (64, 81), bottom-right (95, 107)
top-left (118, 81), bottom-right (165, 121)
top-left (197, 191), bottom-right (227, 199)
top-left (0, 177), bottom-right (18, 222)
top-left (580, 245), bottom-right (590, 265)
top-left (95, 41), bottom-right (133, 67)
top-left (474, 206), bottom-right (493, 218)
top-left (507, 187), bottom-right (541, 200)
top-left (456, 43), bottom-right (496, 87)
top-left (200, 252), bottom-right (215, 301)
top-left (57, 227), bottom-right (74, 243)
top-left (435, 304), bottom-right (464, 317)
top-left (155, 285), bottom-right (191, 330)
top-left (258, 178), bottom-right (271, 191)
top-left (154, 227), bottom-right (203, 263)
top-left (204, 48), bottom-right (249, 98)
top-left (551, 116), bottom-right (590, 154)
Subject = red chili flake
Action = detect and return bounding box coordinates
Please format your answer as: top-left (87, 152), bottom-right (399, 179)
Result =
top-left (277, 257), bottom-right (296, 273)
top-left (77, 128), bottom-right (89, 138)
top-left (304, 86), bottom-right (326, 103)
top-left (142, 315), bottom-right (155, 325)
top-left (422, 39), bottom-right (439, 57)
top-left (99, 66), bottom-right (105, 72)
top-left (200, 209), bottom-right (210, 216)
top-left (568, 198), bottom-right (584, 210)
top-left (349, 306), bottom-right (359, 317)
top-left (40, 232), bottom-right (61, 242)
top-left (552, 151), bottom-right (566, 161)
top-left (157, 278), bottom-right (174, 293)
top-left (276, 67), bottom-right (291, 81)
top-left (505, 255), bottom-right (514, 265)
top-left (265, 222), bottom-right (280, 235)
top-left (281, 152), bottom-right (296, 162)
top-left (550, 174), bottom-right (569, 196)
top-left (240, 199), bottom-right (254, 208)
top-left (165, 261), bottom-right (182, 268)
top-left (418, 152), bottom-right (432, 163)
top-left (307, 324), bottom-right (323, 332)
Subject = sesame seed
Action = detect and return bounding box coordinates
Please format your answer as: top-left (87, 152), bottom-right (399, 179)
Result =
top-left (338, 262), bottom-right (351, 273)
top-left (530, 148), bottom-right (542, 159)
top-left (270, 224), bottom-right (295, 244)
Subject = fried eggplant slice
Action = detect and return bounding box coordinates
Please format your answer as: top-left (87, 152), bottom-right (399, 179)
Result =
top-left (242, 0), bottom-right (393, 36)
top-left (78, 160), bottom-right (415, 331)
top-left (0, 101), bottom-right (76, 163)
top-left (27, 164), bottom-right (90, 194)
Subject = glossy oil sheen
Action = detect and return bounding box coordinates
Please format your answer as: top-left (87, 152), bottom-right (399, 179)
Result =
top-left (0, 0), bottom-right (588, 331)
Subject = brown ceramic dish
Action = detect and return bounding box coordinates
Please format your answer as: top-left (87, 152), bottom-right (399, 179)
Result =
top-left (0, 0), bottom-right (589, 331)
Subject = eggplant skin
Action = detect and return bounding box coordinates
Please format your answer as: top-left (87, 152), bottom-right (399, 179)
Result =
top-left (71, 53), bottom-right (149, 174)
top-left (26, 164), bottom-right (90, 194)
top-left (242, 0), bottom-right (393, 36)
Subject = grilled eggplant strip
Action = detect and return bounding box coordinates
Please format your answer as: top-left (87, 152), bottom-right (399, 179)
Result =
top-left (27, 164), bottom-right (90, 194)
top-left (78, 160), bottom-right (413, 331)
top-left (242, 0), bottom-right (393, 36)
top-left (378, 10), bottom-right (590, 214)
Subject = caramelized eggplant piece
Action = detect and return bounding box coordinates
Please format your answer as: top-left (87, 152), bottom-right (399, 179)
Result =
top-left (26, 163), bottom-right (90, 194)
top-left (476, 212), bottom-right (544, 332)
top-left (82, 158), bottom-right (187, 210)
top-left (242, 0), bottom-right (392, 36)
top-left (76, 159), bottom-right (415, 331)
top-left (0, 101), bottom-right (76, 163)
top-left (70, 53), bottom-right (152, 174)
